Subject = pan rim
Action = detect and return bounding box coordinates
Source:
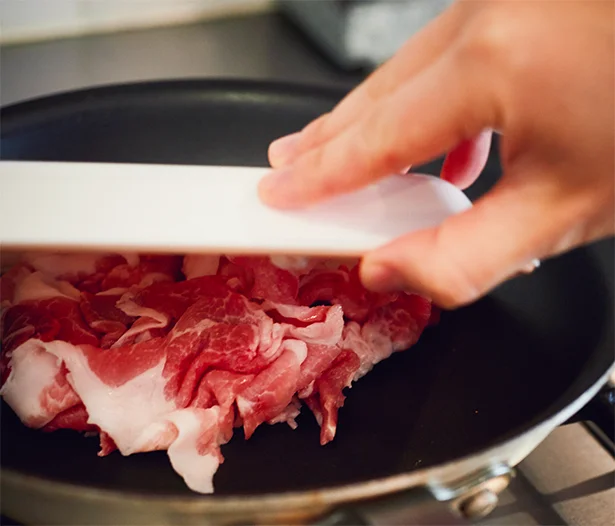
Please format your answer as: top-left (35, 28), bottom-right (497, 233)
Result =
top-left (1, 79), bottom-right (614, 515)
top-left (2, 364), bottom-right (612, 521)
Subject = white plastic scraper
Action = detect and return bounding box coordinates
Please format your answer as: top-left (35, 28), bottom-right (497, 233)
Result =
top-left (0, 161), bottom-right (472, 256)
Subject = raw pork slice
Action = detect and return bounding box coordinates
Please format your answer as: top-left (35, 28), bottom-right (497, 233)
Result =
top-left (1, 252), bottom-right (435, 493)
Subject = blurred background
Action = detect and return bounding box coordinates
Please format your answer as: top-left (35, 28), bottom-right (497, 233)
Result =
top-left (0, 0), bottom-right (453, 105)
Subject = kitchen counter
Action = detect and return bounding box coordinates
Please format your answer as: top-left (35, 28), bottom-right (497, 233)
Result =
top-left (1, 12), bottom-right (613, 526)
top-left (0, 12), bottom-right (360, 107)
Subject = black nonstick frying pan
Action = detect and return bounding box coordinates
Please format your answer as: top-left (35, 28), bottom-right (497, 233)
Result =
top-left (1, 80), bottom-right (613, 525)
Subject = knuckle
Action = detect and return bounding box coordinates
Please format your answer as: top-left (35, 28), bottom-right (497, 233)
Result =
top-left (457, 8), bottom-right (538, 83)
top-left (303, 145), bottom-right (343, 196)
top-left (305, 142), bottom-right (327, 174)
top-left (421, 258), bottom-right (481, 308)
top-left (458, 13), bottom-right (506, 66)
top-left (431, 274), bottom-right (480, 309)
top-left (301, 113), bottom-right (331, 148)
top-left (364, 68), bottom-right (387, 101)
top-left (360, 112), bottom-right (405, 175)
top-left (364, 58), bottom-right (402, 101)
top-left (375, 148), bottom-right (406, 176)
top-left (429, 227), bottom-right (484, 308)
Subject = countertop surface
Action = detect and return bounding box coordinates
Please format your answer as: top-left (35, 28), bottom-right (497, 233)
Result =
top-left (1, 12), bottom-right (614, 526)
top-left (1, 12), bottom-right (360, 107)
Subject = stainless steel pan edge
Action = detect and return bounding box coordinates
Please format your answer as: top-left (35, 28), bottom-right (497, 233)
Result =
top-left (3, 364), bottom-right (613, 526)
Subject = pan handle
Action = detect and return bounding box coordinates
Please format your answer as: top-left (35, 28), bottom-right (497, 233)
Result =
top-left (313, 487), bottom-right (467, 526)
top-left (313, 464), bottom-right (513, 526)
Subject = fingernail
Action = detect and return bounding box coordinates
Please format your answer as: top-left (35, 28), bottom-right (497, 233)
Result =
top-left (520, 259), bottom-right (541, 274)
top-left (269, 132), bottom-right (301, 165)
top-left (511, 259), bottom-right (541, 279)
top-left (360, 261), bottom-right (405, 293)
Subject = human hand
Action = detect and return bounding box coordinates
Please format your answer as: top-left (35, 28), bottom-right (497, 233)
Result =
top-left (258, 0), bottom-right (614, 308)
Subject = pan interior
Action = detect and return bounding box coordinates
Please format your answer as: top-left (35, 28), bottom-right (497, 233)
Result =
top-left (1, 80), bottom-right (613, 497)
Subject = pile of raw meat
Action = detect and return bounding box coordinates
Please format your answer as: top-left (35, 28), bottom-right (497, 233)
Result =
top-left (0, 253), bottom-right (436, 493)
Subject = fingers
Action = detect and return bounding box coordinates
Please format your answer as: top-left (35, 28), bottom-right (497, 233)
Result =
top-left (441, 130), bottom-right (493, 190)
top-left (268, 5), bottom-right (463, 168)
top-left (259, 48), bottom-right (498, 209)
top-left (359, 171), bottom-right (592, 309)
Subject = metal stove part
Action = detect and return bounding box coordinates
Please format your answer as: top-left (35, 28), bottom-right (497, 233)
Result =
top-left (458, 488), bottom-right (500, 521)
top-left (430, 463), bottom-right (514, 521)
top-left (313, 466), bottom-right (514, 525)
top-left (278, 0), bottom-right (454, 70)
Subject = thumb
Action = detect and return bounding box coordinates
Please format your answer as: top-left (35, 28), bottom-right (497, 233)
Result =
top-left (360, 175), bottom-right (584, 308)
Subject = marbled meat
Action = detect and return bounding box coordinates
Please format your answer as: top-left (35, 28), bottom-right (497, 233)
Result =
top-left (0, 253), bottom-right (434, 493)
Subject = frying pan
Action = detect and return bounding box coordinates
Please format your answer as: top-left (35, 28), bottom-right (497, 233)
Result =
top-left (1, 80), bottom-right (613, 525)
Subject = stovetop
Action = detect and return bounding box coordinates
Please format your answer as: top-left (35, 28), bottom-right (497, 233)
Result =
top-left (481, 423), bottom-right (614, 525)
